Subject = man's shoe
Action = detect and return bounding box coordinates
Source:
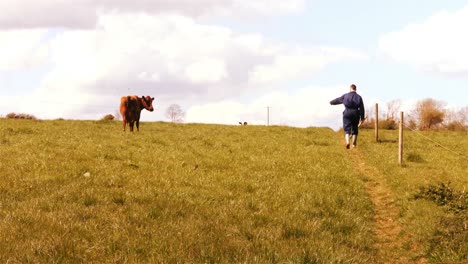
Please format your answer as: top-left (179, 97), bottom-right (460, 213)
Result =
top-left (352, 144), bottom-right (356, 148)
top-left (346, 144), bottom-right (350, 149)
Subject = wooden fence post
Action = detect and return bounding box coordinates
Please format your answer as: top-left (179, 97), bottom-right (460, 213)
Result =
top-left (399, 111), bottom-right (404, 166)
top-left (375, 103), bottom-right (379, 142)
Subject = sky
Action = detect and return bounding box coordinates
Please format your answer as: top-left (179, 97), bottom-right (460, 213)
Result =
top-left (0, 0), bottom-right (467, 129)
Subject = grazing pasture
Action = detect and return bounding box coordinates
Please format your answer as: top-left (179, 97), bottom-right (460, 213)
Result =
top-left (0, 119), bottom-right (466, 263)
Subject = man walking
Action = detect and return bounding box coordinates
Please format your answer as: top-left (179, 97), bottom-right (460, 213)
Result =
top-left (330, 84), bottom-right (365, 149)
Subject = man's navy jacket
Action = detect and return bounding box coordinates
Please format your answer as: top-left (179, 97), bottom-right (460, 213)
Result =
top-left (330, 91), bottom-right (365, 120)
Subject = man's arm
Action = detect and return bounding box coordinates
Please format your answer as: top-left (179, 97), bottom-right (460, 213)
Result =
top-left (330, 95), bottom-right (344, 105)
top-left (359, 97), bottom-right (365, 120)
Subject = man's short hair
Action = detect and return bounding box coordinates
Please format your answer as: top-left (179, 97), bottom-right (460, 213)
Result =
top-left (350, 84), bottom-right (357, 90)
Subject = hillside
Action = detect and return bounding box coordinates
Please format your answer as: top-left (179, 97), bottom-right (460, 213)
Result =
top-left (0, 119), bottom-right (466, 263)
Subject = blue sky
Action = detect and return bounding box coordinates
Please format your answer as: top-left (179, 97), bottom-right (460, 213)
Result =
top-left (221, 0), bottom-right (468, 104)
top-left (0, 0), bottom-right (467, 128)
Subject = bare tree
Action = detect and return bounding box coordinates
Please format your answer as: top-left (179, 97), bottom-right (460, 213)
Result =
top-left (444, 106), bottom-right (468, 131)
top-left (385, 99), bottom-right (401, 120)
top-left (457, 106), bottom-right (468, 125)
top-left (165, 104), bottom-right (185, 123)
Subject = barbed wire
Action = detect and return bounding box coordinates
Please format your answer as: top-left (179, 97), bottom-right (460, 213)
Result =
top-left (400, 114), bottom-right (468, 161)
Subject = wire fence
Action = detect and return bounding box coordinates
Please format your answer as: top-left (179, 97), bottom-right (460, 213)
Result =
top-left (399, 114), bottom-right (468, 162)
top-left (400, 114), bottom-right (468, 161)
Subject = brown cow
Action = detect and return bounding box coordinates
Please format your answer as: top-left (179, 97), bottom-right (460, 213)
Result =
top-left (120, 95), bottom-right (155, 132)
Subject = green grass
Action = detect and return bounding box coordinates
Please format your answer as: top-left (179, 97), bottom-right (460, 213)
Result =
top-left (358, 129), bottom-right (468, 263)
top-left (0, 119), bottom-right (466, 263)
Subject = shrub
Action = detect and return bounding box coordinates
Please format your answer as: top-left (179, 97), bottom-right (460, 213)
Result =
top-left (6, 112), bottom-right (37, 120)
top-left (406, 152), bottom-right (424, 163)
top-left (414, 182), bottom-right (467, 212)
top-left (379, 118), bottom-right (398, 130)
top-left (413, 98), bottom-right (446, 130)
top-left (101, 114), bottom-right (115, 121)
top-left (359, 118), bottom-right (374, 129)
top-left (414, 182), bottom-right (467, 260)
top-left (358, 118), bottom-right (398, 130)
top-left (446, 121), bottom-right (467, 132)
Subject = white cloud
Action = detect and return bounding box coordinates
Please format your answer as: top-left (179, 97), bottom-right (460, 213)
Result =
top-left (36, 13), bottom-right (261, 100)
top-left (0, 95), bottom-right (20, 115)
top-left (18, 90), bottom-right (99, 120)
top-left (0, 29), bottom-right (49, 70)
top-left (0, 5), bottom-right (368, 125)
top-left (186, 86), bottom-right (346, 129)
top-left (186, 101), bottom-right (247, 125)
top-left (185, 58), bottom-right (227, 83)
top-left (219, 0), bottom-right (306, 18)
top-left (250, 47), bottom-right (367, 85)
top-left (379, 5), bottom-right (468, 76)
top-left (5, 13), bottom-right (365, 120)
top-left (0, 0), bottom-right (307, 29)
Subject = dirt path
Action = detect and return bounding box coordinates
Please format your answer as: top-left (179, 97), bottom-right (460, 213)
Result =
top-left (347, 147), bottom-right (426, 263)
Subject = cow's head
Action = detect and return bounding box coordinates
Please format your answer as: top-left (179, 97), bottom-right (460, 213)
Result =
top-left (141, 96), bottom-right (155, 112)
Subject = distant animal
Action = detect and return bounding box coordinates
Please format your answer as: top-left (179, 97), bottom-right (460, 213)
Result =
top-left (239, 121), bottom-right (248, 126)
top-left (120, 95), bottom-right (155, 132)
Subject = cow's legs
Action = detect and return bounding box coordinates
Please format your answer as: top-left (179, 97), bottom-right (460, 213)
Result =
top-left (130, 121), bottom-right (135, 132)
top-left (136, 113), bottom-right (141, 132)
top-left (122, 119), bottom-right (127, 131)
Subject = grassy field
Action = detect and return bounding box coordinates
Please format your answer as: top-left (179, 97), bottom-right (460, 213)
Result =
top-left (357, 129), bottom-right (467, 263)
top-left (0, 119), bottom-right (466, 263)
